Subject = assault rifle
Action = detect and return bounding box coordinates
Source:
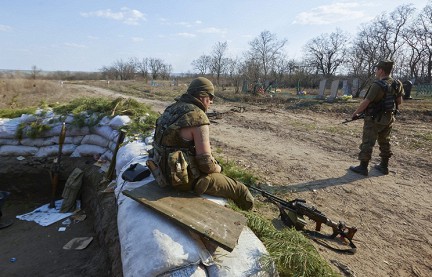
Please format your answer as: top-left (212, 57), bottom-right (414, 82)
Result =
top-left (49, 122), bottom-right (66, 208)
top-left (206, 111), bottom-right (223, 119)
top-left (248, 185), bottom-right (357, 253)
top-left (341, 112), bottom-right (365, 124)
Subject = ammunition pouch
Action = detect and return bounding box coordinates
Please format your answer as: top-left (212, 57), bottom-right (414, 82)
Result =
top-left (147, 146), bottom-right (169, 188)
top-left (148, 144), bottom-right (201, 190)
top-left (168, 150), bottom-right (189, 187)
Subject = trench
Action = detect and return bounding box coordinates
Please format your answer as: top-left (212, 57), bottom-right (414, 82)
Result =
top-left (0, 156), bottom-right (122, 277)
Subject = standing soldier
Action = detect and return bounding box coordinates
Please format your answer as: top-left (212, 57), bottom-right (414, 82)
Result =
top-left (148, 77), bottom-right (254, 210)
top-left (349, 60), bottom-right (404, 176)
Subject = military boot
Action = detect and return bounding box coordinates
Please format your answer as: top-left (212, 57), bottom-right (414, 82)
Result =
top-left (374, 158), bottom-right (389, 175)
top-left (349, 161), bottom-right (369, 176)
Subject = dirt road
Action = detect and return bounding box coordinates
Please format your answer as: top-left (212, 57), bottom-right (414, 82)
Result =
top-left (71, 84), bottom-right (432, 277)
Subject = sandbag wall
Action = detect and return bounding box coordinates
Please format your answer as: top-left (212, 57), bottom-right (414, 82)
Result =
top-left (0, 110), bottom-right (132, 161)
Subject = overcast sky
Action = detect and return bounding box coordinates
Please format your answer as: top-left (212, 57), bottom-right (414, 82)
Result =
top-left (0, 0), bottom-right (428, 73)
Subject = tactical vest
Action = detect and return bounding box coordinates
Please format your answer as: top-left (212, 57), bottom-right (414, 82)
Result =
top-left (151, 93), bottom-right (210, 188)
top-left (366, 78), bottom-right (401, 118)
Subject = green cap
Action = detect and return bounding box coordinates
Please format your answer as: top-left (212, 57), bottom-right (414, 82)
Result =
top-left (375, 60), bottom-right (394, 72)
top-left (187, 77), bottom-right (214, 98)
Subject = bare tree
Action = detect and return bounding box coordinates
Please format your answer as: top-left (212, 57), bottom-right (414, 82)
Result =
top-left (240, 57), bottom-right (261, 90)
top-left (191, 55), bottom-right (212, 75)
top-left (112, 59), bottom-right (136, 80)
top-left (224, 57), bottom-right (244, 93)
top-left (136, 58), bottom-right (149, 79)
top-left (270, 54), bottom-right (292, 84)
top-left (160, 63), bottom-right (172, 80)
top-left (412, 2), bottom-right (432, 83)
top-left (30, 65), bottom-right (41, 80)
top-left (303, 28), bottom-right (349, 77)
top-left (211, 41), bottom-right (228, 85)
top-left (247, 30), bottom-right (287, 80)
top-left (149, 58), bottom-right (165, 80)
top-left (370, 4), bottom-right (415, 61)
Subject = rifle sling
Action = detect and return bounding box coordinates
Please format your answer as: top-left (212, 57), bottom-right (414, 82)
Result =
top-left (303, 230), bottom-right (357, 254)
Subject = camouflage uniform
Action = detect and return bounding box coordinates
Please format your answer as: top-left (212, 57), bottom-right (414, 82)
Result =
top-left (358, 78), bottom-right (404, 163)
top-left (151, 92), bottom-right (254, 210)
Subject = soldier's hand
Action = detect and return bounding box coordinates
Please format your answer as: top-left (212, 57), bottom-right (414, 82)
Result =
top-left (215, 160), bottom-right (223, 173)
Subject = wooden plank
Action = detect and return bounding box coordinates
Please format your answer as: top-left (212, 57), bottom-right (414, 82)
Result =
top-left (122, 180), bottom-right (247, 252)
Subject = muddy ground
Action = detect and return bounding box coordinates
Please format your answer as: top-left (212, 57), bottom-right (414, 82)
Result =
top-left (1, 83), bottom-right (431, 277)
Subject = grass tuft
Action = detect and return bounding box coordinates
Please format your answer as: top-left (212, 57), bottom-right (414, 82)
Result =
top-left (222, 159), bottom-right (339, 277)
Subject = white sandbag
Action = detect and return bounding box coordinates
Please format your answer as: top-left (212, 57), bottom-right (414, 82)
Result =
top-left (144, 136), bottom-right (154, 145)
top-left (108, 141), bottom-right (117, 152)
top-left (0, 138), bottom-right (20, 146)
top-left (207, 227), bottom-right (272, 276)
top-left (43, 135), bottom-right (83, 145)
top-left (81, 134), bottom-right (110, 148)
top-left (65, 135), bottom-right (84, 145)
top-left (0, 118), bottom-right (21, 139)
top-left (98, 116), bottom-right (111, 126)
top-left (66, 126), bottom-right (91, 137)
top-left (70, 144), bottom-right (107, 157)
top-left (115, 155), bottom-right (270, 277)
top-left (91, 125), bottom-right (118, 141)
top-left (36, 108), bottom-right (54, 117)
top-left (38, 123), bottom-right (89, 138)
top-left (118, 195), bottom-right (209, 277)
top-left (109, 115), bottom-right (131, 129)
top-left (20, 137), bottom-right (56, 147)
top-left (35, 144), bottom-right (77, 157)
top-left (116, 157), bottom-right (208, 277)
top-left (100, 149), bottom-right (113, 162)
top-left (115, 141), bottom-right (149, 175)
top-left (19, 113), bottom-right (37, 123)
top-left (64, 114), bottom-right (75, 124)
top-left (0, 145), bottom-right (38, 156)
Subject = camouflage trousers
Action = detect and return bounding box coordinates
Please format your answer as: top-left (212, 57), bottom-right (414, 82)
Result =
top-left (358, 116), bottom-right (394, 162)
top-left (192, 173), bottom-right (254, 211)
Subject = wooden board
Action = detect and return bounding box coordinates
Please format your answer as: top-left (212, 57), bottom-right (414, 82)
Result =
top-left (122, 181), bottom-right (247, 252)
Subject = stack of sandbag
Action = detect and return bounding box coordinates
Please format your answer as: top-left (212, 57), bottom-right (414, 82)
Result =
top-left (115, 140), bottom-right (273, 277)
top-left (0, 110), bottom-right (132, 162)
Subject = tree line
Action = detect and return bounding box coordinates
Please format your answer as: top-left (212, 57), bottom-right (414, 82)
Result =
top-left (89, 3), bottom-right (432, 94)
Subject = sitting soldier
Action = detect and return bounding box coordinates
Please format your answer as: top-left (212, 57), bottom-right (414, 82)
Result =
top-left (148, 77), bottom-right (254, 210)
